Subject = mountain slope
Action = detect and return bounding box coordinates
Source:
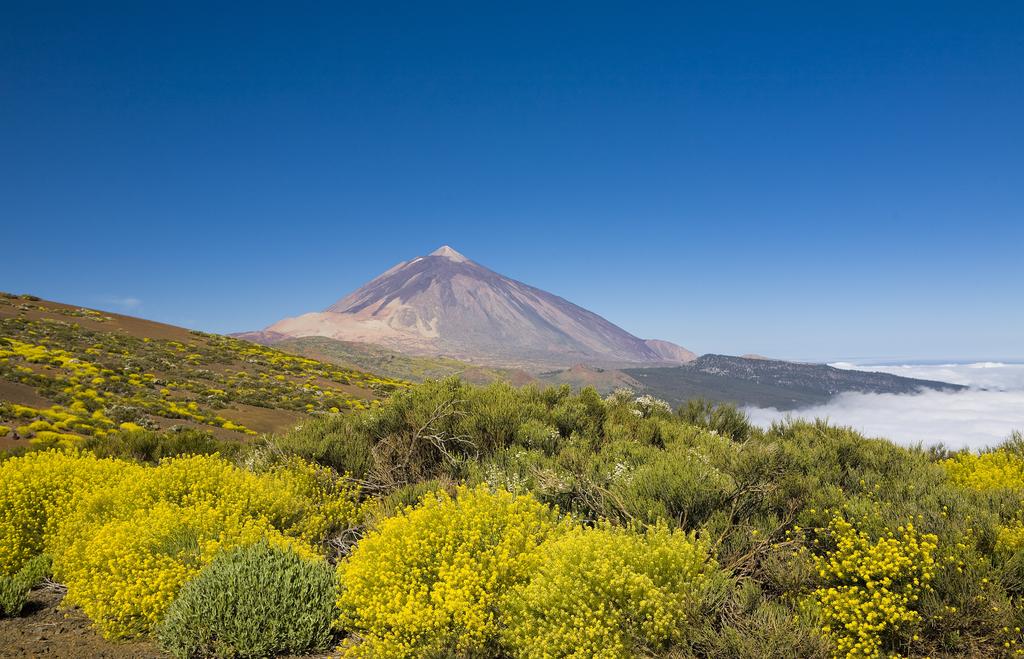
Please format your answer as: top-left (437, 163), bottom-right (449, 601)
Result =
top-left (537, 364), bottom-right (645, 392)
top-left (644, 339), bottom-right (697, 363)
top-left (273, 335), bottom-right (537, 385)
top-left (257, 246), bottom-right (695, 368)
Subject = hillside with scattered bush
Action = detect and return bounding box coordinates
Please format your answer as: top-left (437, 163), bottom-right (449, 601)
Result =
top-left (3, 295), bottom-right (1024, 658)
top-left (0, 293), bottom-right (406, 453)
top-left (624, 354), bottom-right (964, 410)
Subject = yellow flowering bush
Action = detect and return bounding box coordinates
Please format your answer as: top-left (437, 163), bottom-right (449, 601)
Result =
top-left (995, 519), bottom-right (1024, 554)
top-left (0, 450), bottom-right (360, 639)
top-left (941, 449), bottom-right (1024, 491)
top-left (500, 523), bottom-right (725, 659)
top-left (0, 450), bottom-right (128, 575)
top-left (58, 500), bottom-right (315, 638)
top-left (52, 453), bottom-right (359, 554)
top-left (335, 485), bottom-right (564, 657)
top-left (266, 455), bottom-right (363, 543)
top-left (49, 454), bottom-right (359, 638)
top-left (810, 515), bottom-right (938, 658)
top-left (941, 450), bottom-right (1024, 555)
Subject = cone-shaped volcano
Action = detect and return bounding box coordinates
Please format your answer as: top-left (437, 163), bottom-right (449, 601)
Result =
top-left (262, 246), bottom-right (695, 367)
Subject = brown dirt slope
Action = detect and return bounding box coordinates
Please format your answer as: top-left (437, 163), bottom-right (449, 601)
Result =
top-left (0, 589), bottom-right (166, 658)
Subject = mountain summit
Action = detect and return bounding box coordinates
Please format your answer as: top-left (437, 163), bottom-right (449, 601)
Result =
top-left (429, 245), bottom-right (470, 262)
top-left (256, 246), bottom-right (695, 368)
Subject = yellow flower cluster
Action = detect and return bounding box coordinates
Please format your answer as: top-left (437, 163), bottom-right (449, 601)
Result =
top-left (265, 455), bottom-right (364, 543)
top-left (941, 450), bottom-right (1024, 555)
top-left (0, 450), bottom-right (361, 638)
top-left (500, 523), bottom-right (723, 659)
top-left (811, 515), bottom-right (938, 658)
top-left (335, 485), bottom-right (564, 657)
top-left (941, 449), bottom-right (1024, 491)
top-left (58, 500), bottom-right (312, 638)
top-left (0, 450), bottom-right (127, 575)
top-left (995, 520), bottom-right (1024, 553)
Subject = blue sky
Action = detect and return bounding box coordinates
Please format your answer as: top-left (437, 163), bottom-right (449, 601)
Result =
top-left (2, 2), bottom-right (1022, 361)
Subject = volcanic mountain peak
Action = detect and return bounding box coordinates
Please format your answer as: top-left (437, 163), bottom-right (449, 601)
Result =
top-left (430, 245), bottom-right (470, 262)
top-left (259, 247), bottom-right (696, 368)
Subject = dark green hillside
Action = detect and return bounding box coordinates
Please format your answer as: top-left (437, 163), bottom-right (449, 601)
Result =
top-left (625, 354), bottom-right (964, 410)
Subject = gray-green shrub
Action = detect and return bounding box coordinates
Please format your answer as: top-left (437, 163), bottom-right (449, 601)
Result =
top-left (0, 554), bottom-right (51, 617)
top-left (157, 541), bottom-right (336, 658)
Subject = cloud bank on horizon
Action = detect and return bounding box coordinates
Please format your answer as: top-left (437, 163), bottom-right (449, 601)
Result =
top-left (831, 361), bottom-right (1024, 391)
top-left (745, 362), bottom-right (1024, 450)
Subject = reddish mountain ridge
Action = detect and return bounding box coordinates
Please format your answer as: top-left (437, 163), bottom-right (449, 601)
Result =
top-left (244, 246), bottom-right (696, 369)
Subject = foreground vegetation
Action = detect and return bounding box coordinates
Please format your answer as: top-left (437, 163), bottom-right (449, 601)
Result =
top-left (2, 372), bottom-right (1024, 658)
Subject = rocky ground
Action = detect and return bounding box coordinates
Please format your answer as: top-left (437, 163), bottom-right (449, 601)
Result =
top-left (0, 589), bottom-right (164, 658)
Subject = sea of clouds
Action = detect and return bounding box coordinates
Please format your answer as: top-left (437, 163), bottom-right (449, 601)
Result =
top-left (744, 362), bottom-right (1024, 450)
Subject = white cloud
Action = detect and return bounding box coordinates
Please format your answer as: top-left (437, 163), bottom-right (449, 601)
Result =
top-left (99, 296), bottom-right (142, 310)
top-left (746, 362), bottom-right (1024, 450)
top-left (830, 361), bottom-right (1024, 391)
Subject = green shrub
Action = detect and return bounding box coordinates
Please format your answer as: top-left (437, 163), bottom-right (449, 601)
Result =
top-left (551, 392), bottom-right (601, 439)
top-left (513, 418), bottom-right (561, 454)
top-left (677, 398), bottom-right (753, 442)
top-left (469, 446), bottom-right (562, 502)
top-left (613, 440), bottom-right (735, 529)
top-left (500, 523), bottom-right (729, 658)
top-left (158, 541), bottom-right (336, 658)
top-left (370, 478), bottom-right (456, 520)
top-left (351, 377), bottom-right (475, 488)
top-left (269, 415), bottom-right (376, 478)
top-left (457, 382), bottom-right (545, 452)
top-left (80, 428), bottom-right (234, 464)
top-left (0, 554), bottom-right (51, 617)
top-left (694, 591), bottom-right (830, 658)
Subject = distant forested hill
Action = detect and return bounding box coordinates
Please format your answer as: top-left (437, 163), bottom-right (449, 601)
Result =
top-left (623, 354), bottom-right (963, 410)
